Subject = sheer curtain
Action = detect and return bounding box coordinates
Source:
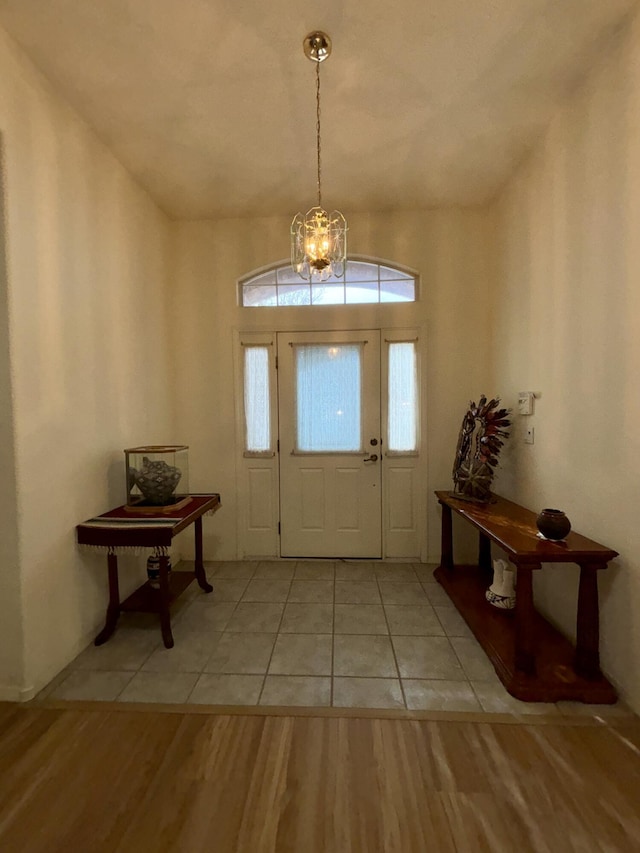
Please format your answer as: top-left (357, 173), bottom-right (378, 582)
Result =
top-left (244, 346), bottom-right (271, 451)
top-left (295, 344), bottom-right (362, 452)
top-left (388, 342), bottom-right (417, 452)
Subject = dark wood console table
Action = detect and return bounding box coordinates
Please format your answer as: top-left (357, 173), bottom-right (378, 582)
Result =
top-left (434, 490), bottom-right (618, 703)
top-left (77, 494), bottom-right (220, 649)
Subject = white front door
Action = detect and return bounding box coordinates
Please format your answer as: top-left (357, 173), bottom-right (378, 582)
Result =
top-left (277, 330), bottom-right (382, 558)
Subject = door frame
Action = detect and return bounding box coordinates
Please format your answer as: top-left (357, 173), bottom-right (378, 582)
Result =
top-left (233, 311), bottom-right (427, 561)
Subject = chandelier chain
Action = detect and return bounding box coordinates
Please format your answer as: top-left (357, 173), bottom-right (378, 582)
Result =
top-left (291, 31), bottom-right (347, 282)
top-left (316, 60), bottom-right (322, 209)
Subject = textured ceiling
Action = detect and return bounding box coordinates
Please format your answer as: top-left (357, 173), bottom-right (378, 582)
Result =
top-left (0, 0), bottom-right (636, 218)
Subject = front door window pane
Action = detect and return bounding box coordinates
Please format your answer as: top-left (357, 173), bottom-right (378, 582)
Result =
top-left (295, 344), bottom-right (362, 451)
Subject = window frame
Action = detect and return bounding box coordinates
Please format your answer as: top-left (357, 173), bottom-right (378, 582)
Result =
top-left (382, 329), bottom-right (421, 458)
top-left (238, 256), bottom-right (419, 308)
top-left (238, 332), bottom-right (277, 458)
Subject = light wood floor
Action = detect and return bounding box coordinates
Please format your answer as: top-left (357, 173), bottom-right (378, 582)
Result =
top-left (1, 702), bottom-right (639, 852)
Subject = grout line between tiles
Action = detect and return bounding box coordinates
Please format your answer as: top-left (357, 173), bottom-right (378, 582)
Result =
top-left (378, 575), bottom-right (407, 709)
top-left (184, 574), bottom-right (248, 704)
top-left (256, 570), bottom-right (292, 706)
top-left (109, 671), bottom-right (136, 703)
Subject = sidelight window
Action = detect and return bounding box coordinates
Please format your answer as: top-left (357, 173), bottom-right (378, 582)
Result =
top-left (386, 339), bottom-right (419, 454)
top-left (243, 345), bottom-right (272, 453)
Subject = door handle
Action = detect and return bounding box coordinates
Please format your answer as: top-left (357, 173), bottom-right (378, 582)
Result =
top-left (363, 454), bottom-right (378, 463)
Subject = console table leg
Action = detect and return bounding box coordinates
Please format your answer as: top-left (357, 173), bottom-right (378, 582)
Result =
top-left (95, 553), bottom-right (120, 645)
top-left (158, 555), bottom-right (174, 649)
top-left (440, 502), bottom-right (454, 572)
top-left (575, 563), bottom-right (603, 680)
top-left (194, 517), bottom-right (213, 593)
top-left (478, 533), bottom-right (492, 574)
top-left (514, 563), bottom-right (537, 675)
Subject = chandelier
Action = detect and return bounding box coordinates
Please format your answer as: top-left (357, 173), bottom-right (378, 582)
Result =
top-left (291, 31), bottom-right (347, 282)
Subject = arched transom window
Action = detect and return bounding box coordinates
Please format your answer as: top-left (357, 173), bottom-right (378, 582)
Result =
top-left (239, 259), bottom-right (417, 307)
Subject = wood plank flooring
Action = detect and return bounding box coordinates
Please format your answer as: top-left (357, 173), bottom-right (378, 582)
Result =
top-left (1, 702), bottom-right (639, 852)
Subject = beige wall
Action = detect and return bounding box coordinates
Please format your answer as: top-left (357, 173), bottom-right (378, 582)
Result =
top-left (0, 136), bottom-right (23, 693)
top-left (0, 27), bottom-right (175, 698)
top-left (492, 20), bottom-right (640, 711)
top-left (171, 209), bottom-right (495, 564)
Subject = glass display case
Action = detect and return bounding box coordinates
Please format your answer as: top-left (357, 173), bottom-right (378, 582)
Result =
top-left (124, 445), bottom-right (189, 506)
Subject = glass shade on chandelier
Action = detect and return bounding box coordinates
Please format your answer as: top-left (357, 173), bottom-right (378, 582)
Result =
top-left (291, 31), bottom-right (347, 283)
top-left (291, 206), bottom-right (347, 282)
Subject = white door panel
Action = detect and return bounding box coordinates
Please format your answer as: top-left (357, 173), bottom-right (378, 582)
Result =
top-left (388, 467), bottom-right (414, 530)
top-left (247, 466), bottom-right (274, 531)
top-left (384, 461), bottom-right (420, 557)
top-left (278, 330), bottom-right (381, 558)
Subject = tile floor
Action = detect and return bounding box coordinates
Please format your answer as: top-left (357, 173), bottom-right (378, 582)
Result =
top-left (40, 560), bottom-right (634, 718)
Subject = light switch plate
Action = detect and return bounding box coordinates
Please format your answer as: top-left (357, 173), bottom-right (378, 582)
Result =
top-left (518, 392), bottom-right (534, 415)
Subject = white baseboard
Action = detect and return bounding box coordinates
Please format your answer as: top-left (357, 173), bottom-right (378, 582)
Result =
top-left (0, 682), bottom-right (37, 702)
top-left (2, 620), bottom-right (108, 704)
